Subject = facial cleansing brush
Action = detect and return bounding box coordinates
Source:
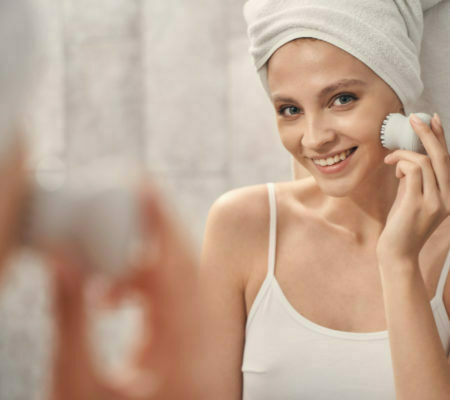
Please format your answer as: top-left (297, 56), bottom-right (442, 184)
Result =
top-left (0, 125), bottom-right (142, 277)
top-left (380, 112), bottom-right (432, 154)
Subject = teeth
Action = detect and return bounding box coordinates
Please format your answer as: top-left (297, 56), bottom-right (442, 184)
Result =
top-left (313, 148), bottom-right (353, 166)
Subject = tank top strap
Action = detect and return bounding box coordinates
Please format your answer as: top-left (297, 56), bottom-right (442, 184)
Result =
top-left (435, 248), bottom-right (450, 300)
top-left (266, 182), bottom-right (277, 277)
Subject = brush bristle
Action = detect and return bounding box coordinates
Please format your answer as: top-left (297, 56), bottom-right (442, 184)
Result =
top-left (380, 114), bottom-right (393, 146)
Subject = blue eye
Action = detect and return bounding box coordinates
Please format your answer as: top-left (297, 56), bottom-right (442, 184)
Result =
top-left (333, 94), bottom-right (357, 106)
top-left (279, 106), bottom-right (300, 117)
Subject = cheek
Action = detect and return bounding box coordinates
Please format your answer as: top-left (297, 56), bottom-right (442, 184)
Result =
top-left (277, 124), bottom-right (300, 155)
top-left (342, 109), bottom-right (386, 146)
top-left (353, 119), bottom-right (380, 143)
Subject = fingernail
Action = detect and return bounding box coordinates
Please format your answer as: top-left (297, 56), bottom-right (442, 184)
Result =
top-left (410, 113), bottom-right (421, 124)
top-left (434, 112), bottom-right (442, 127)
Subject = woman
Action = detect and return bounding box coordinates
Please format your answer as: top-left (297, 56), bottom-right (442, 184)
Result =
top-left (201, 1), bottom-right (450, 399)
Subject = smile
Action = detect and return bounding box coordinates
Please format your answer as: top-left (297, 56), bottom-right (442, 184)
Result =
top-left (312, 147), bottom-right (357, 166)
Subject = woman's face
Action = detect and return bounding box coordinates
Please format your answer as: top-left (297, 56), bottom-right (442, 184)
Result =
top-left (267, 39), bottom-right (404, 197)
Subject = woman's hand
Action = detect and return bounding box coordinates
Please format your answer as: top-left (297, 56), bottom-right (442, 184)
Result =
top-left (48, 183), bottom-right (207, 400)
top-left (377, 113), bottom-right (450, 263)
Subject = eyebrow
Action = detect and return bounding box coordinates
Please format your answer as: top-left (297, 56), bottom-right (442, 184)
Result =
top-left (271, 78), bottom-right (367, 103)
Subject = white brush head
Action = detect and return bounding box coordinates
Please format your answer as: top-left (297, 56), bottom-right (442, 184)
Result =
top-left (380, 112), bottom-right (432, 154)
top-left (26, 184), bottom-right (142, 277)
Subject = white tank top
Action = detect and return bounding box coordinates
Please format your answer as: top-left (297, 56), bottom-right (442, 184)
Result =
top-left (242, 183), bottom-right (450, 400)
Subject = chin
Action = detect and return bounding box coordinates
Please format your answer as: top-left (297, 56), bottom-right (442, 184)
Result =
top-left (303, 148), bottom-right (386, 197)
top-left (310, 165), bottom-right (371, 198)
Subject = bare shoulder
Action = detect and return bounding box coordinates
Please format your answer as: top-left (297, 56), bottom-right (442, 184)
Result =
top-left (205, 184), bottom-right (271, 233)
top-left (202, 185), bottom-right (269, 267)
top-left (205, 177), bottom-right (319, 236)
top-left (201, 185), bottom-right (278, 293)
top-left (200, 185), bottom-right (273, 397)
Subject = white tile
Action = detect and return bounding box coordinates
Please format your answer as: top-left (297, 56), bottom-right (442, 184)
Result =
top-left (228, 37), bottom-right (291, 187)
top-left (65, 38), bottom-right (144, 168)
top-left (63, 0), bottom-right (140, 42)
top-left (143, 0), bottom-right (228, 174)
top-left (0, 253), bottom-right (52, 400)
top-left (25, 0), bottom-right (66, 168)
top-left (230, 0), bottom-right (248, 38)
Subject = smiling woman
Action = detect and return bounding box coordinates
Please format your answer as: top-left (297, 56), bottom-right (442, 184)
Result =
top-left (200, 1), bottom-right (450, 400)
top-left (267, 38), bottom-right (405, 197)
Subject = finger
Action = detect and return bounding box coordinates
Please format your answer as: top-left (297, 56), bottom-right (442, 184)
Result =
top-left (45, 247), bottom-right (89, 330)
top-left (409, 114), bottom-right (446, 155)
top-left (46, 249), bottom-right (103, 400)
top-left (410, 114), bottom-right (450, 195)
top-left (129, 182), bottom-right (201, 369)
top-left (385, 150), bottom-right (438, 198)
top-left (431, 113), bottom-right (447, 149)
top-left (395, 159), bottom-right (423, 197)
top-left (138, 182), bottom-right (196, 265)
top-left (0, 138), bottom-right (28, 272)
top-left (137, 182), bottom-right (198, 293)
top-left (107, 369), bottom-right (160, 400)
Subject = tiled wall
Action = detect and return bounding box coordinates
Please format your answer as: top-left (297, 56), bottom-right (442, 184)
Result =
top-left (143, 0), bottom-right (291, 243)
top-left (0, 1), bottom-right (291, 398)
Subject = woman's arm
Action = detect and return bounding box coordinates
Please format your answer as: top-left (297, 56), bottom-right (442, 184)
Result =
top-left (200, 190), bottom-right (259, 400)
top-left (378, 257), bottom-right (450, 400)
top-left (378, 113), bottom-right (450, 399)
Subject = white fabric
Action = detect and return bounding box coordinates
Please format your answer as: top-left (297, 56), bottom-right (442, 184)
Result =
top-left (243, 0), bottom-right (449, 126)
top-left (241, 183), bottom-right (450, 400)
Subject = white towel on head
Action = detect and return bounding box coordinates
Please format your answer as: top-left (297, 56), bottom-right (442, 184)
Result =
top-left (244, 0), bottom-right (448, 121)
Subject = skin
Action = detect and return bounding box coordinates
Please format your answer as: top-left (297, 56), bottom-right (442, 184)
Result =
top-left (0, 132), bottom-right (28, 283)
top-left (48, 184), bottom-right (210, 400)
top-left (201, 38), bottom-right (450, 399)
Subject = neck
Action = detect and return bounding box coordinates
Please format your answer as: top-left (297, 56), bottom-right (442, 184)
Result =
top-left (321, 164), bottom-right (399, 245)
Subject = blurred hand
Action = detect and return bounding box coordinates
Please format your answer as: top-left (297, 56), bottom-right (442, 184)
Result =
top-left (48, 183), bottom-right (208, 400)
top-left (0, 136), bottom-right (28, 281)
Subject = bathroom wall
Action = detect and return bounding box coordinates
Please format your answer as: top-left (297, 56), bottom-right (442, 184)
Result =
top-left (0, 1), bottom-right (291, 398)
top-left (143, 0), bottom-right (290, 243)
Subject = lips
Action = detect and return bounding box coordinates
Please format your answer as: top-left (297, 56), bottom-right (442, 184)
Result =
top-left (310, 146), bottom-right (358, 174)
top-left (311, 147), bottom-right (357, 166)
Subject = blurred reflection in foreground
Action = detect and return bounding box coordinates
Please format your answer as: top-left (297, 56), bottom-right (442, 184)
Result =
top-left (0, 0), bottom-right (210, 398)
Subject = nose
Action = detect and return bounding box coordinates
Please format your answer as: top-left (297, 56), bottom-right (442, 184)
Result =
top-left (301, 115), bottom-right (337, 150)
